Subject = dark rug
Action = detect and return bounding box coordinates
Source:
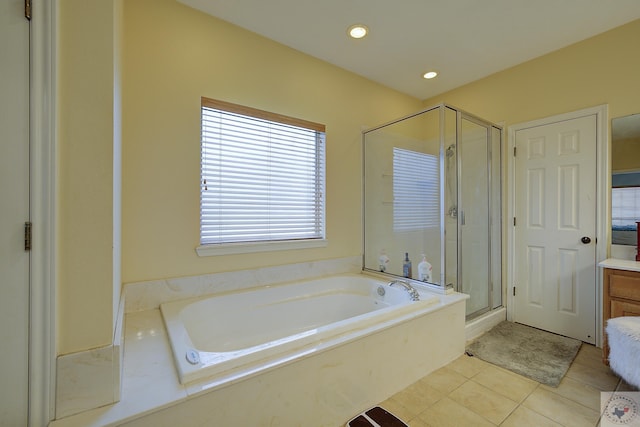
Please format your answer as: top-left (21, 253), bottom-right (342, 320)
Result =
top-left (465, 321), bottom-right (582, 387)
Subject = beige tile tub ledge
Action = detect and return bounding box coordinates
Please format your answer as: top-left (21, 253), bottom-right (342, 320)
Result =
top-left (50, 309), bottom-right (188, 427)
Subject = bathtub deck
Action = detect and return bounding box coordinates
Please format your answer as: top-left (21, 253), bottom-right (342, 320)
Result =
top-left (160, 275), bottom-right (441, 385)
top-left (50, 292), bottom-right (467, 426)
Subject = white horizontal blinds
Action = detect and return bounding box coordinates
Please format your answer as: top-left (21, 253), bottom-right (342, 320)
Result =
top-left (201, 98), bottom-right (326, 245)
top-left (612, 187), bottom-right (640, 228)
top-left (393, 147), bottom-right (439, 231)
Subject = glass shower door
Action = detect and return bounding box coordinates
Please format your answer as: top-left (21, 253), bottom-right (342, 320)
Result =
top-left (362, 104), bottom-right (502, 315)
top-left (459, 115), bottom-right (491, 318)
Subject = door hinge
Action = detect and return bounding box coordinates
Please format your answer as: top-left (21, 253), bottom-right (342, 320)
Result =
top-left (25, 0), bottom-right (32, 20)
top-left (513, 146), bottom-right (516, 157)
top-left (513, 286), bottom-right (516, 296)
top-left (24, 222), bottom-right (32, 251)
top-left (513, 217), bottom-right (516, 226)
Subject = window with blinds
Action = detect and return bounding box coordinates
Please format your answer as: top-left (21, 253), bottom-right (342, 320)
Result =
top-left (393, 147), bottom-right (439, 231)
top-left (200, 97), bottom-right (326, 248)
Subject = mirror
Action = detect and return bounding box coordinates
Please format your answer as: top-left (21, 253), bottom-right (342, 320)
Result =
top-left (611, 113), bottom-right (640, 253)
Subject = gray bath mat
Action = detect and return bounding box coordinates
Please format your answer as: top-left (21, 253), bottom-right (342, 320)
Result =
top-left (466, 321), bottom-right (581, 387)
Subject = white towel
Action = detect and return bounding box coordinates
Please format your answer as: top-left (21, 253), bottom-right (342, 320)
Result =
top-left (607, 316), bottom-right (640, 389)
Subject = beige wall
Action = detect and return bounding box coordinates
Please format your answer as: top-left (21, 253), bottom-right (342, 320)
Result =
top-left (57, 0), bottom-right (120, 354)
top-left (121, 0), bottom-right (422, 284)
top-left (422, 19), bottom-right (640, 129)
top-left (57, 2), bottom-right (640, 356)
top-left (612, 137), bottom-right (640, 172)
top-left (55, 0), bottom-right (421, 355)
top-left (420, 19), bottom-right (640, 321)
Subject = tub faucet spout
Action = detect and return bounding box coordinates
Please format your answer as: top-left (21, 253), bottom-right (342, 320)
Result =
top-left (388, 280), bottom-right (420, 301)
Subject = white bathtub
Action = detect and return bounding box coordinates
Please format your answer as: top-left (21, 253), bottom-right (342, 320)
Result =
top-left (160, 274), bottom-right (439, 384)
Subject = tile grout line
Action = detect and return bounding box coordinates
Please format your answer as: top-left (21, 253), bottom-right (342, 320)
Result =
top-left (381, 346), bottom-right (625, 427)
top-left (460, 358), bottom-right (603, 426)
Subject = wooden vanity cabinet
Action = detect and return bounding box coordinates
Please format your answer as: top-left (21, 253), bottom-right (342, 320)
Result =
top-left (602, 267), bottom-right (640, 364)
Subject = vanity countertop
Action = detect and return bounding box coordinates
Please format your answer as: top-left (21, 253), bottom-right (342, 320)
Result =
top-left (599, 258), bottom-right (640, 273)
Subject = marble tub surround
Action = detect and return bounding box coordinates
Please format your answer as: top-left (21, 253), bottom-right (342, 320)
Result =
top-left (127, 297), bottom-right (465, 427)
top-left (51, 309), bottom-right (183, 426)
top-left (163, 275), bottom-right (441, 384)
top-left (50, 285), bottom-right (467, 426)
top-left (124, 255), bottom-right (362, 313)
top-left (55, 295), bottom-right (126, 419)
top-left (52, 258), bottom-right (465, 425)
top-left (55, 344), bottom-right (121, 419)
top-left (54, 256), bottom-right (358, 421)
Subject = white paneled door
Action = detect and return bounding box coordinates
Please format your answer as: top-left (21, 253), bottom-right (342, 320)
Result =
top-left (514, 115), bottom-right (597, 344)
top-left (0, 1), bottom-right (30, 425)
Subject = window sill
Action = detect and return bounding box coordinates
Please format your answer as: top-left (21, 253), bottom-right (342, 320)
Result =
top-left (196, 239), bottom-right (328, 257)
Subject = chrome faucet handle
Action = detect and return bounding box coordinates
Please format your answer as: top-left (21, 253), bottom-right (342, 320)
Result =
top-left (388, 280), bottom-right (420, 301)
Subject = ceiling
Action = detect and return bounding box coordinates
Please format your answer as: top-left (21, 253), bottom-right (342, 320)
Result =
top-left (178, 0), bottom-right (640, 100)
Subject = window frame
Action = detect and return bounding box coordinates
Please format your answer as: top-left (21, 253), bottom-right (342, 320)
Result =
top-left (197, 97), bottom-right (327, 256)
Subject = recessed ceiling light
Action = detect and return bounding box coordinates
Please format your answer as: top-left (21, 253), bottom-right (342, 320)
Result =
top-left (348, 24), bottom-right (368, 39)
top-left (423, 71), bottom-right (438, 79)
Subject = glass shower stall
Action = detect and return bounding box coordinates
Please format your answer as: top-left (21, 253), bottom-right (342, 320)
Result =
top-left (363, 104), bottom-right (502, 320)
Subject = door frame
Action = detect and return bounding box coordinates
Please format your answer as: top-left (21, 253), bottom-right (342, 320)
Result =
top-left (506, 105), bottom-right (609, 347)
top-left (29, 0), bottom-right (57, 424)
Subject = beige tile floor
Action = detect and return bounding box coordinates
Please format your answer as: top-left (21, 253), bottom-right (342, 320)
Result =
top-left (377, 344), bottom-right (638, 427)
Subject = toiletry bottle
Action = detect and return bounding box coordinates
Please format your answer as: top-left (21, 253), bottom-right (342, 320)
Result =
top-left (379, 250), bottom-right (390, 272)
top-left (418, 254), bottom-right (432, 282)
top-left (403, 253), bottom-right (412, 278)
